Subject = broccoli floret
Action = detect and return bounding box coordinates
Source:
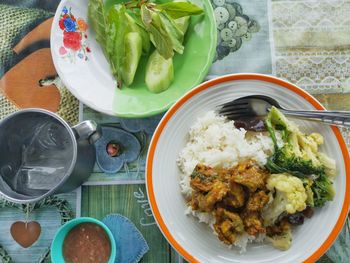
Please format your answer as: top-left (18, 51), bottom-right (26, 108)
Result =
top-left (265, 107), bottom-right (336, 207)
top-left (266, 106), bottom-right (298, 133)
top-left (312, 172), bottom-right (335, 207)
top-left (302, 178), bottom-right (314, 207)
top-left (266, 144), bottom-right (324, 178)
top-left (265, 107), bottom-right (329, 177)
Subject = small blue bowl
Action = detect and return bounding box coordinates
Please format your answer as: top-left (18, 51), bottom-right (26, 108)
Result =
top-left (51, 217), bottom-right (116, 263)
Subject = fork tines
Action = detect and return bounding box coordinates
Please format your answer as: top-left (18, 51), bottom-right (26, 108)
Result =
top-left (217, 99), bottom-right (254, 120)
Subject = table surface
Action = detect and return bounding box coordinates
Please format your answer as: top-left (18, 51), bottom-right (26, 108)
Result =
top-left (1, 0), bottom-right (350, 262)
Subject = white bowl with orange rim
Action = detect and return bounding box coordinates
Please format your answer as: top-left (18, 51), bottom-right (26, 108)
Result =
top-left (146, 73), bottom-right (350, 263)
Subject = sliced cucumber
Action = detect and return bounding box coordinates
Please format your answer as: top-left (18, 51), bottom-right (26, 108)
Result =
top-left (145, 50), bottom-right (174, 93)
top-left (122, 32), bottom-right (142, 86)
top-left (125, 13), bottom-right (151, 54)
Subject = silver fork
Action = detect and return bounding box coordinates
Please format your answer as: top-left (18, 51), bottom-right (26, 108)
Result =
top-left (217, 95), bottom-right (350, 128)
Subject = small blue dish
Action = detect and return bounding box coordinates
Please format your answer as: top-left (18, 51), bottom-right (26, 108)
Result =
top-left (51, 217), bottom-right (116, 263)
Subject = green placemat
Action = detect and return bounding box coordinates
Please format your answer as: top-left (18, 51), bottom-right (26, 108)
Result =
top-left (81, 184), bottom-right (178, 262)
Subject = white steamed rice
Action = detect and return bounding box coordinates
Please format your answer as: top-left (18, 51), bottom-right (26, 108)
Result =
top-left (177, 111), bottom-right (277, 198)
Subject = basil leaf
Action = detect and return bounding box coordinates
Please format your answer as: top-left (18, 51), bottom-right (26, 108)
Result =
top-left (107, 4), bottom-right (129, 87)
top-left (88, 0), bottom-right (108, 54)
top-left (159, 12), bottom-right (184, 54)
top-left (149, 23), bottom-right (174, 59)
top-left (141, 5), bottom-right (174, 59)
top-left (141, 4), bottom-right (152, 29)
top-left (157, 2), bottom-right (203, 19)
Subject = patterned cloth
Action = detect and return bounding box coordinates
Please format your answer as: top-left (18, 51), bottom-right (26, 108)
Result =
top-left (0, 3), bottom-right (79, 124)
top-left (208, 1), bottom-right (350, 261)
top-left (209, 0), bottom-right (350, 164)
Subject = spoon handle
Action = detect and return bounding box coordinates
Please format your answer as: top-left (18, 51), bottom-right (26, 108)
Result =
top-left (280, 109), bottom-right (350, 128)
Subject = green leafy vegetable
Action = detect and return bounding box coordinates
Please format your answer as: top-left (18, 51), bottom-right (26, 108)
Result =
top-left (170, 0), bottom-right (192, 41)
top-left (88, 0), bottom-right (204, 89)
top-left (312, 173), bottom-right (335, 207)
top-left (141, 5), bottom-right (174, 59)
top-left (265, 106), bottom-right (336, 207)
top-left (88, 0), bottom-right (108, 55)
top-left (157, 1), bottom-right (204, 19)
top-left (265, 106), bottom-right (326, 177)
top-left (140, 4), bottom-right (188, 58)
top-left (107, 4), bottom-right (130, 87)
top-left (140, 4), bottom-right (152, 28)
top-left (126, 12), bottom-right (151, 54)
top-left (266, 144), bottom-right (325, 178)
top-left (159, 12), bottom-right (184, 54)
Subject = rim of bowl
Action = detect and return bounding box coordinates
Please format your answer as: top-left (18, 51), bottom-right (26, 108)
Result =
top-left (146, 73), bottom-right (350, 263)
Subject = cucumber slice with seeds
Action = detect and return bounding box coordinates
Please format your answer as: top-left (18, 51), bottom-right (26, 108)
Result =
top-left (145, 50), bottom-right (174, 93)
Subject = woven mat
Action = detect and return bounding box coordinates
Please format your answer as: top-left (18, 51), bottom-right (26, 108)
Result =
top-left (0, 3), bottom-right (78, 124)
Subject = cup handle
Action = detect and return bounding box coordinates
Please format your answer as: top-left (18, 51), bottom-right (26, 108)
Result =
top-left (72, 120), bottom-right (101, 144)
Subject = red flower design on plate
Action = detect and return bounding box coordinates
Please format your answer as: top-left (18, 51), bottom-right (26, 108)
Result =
top-left (58, 6), bottom-right (90, 62)
top-left (63, 31), bottom-right (82, 51)
top-left (59, 14), bottom-right (70, 30)
top-left (59, 19), bottom-right (65, 30)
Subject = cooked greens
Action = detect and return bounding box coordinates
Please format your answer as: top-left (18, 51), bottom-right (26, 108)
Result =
top-left (265, 106), bottom-right (335, 207)
top-left (88, 0), bottom-right (204, 90)
top-left (312, 172), bottom-right (335, 207)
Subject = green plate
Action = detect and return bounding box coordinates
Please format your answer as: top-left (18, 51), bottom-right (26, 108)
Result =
top-left (110, 0), bottom-right (217, 117)
top-left (51, 0), bottom-right (216, 118)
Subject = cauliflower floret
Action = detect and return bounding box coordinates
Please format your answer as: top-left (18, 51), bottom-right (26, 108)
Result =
top-left (309, 132), bottom-right (324, 146)
top-left (263, 173), bottom-right (307, 226)
top-left (318, 152), bottom-right (336, 177)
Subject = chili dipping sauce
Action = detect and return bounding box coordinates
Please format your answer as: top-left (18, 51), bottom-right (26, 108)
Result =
top-left (62, 222), bottom-right (111, 263)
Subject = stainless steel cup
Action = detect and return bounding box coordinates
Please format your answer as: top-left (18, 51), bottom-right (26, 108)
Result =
top-left (0, 108), bottom-right (101, 203)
